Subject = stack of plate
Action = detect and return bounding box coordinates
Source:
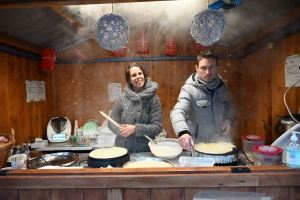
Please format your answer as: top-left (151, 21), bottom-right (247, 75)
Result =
top-left (82, 121), bottom-right (98, 136)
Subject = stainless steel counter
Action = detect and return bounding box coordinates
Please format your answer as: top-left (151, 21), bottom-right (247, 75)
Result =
top-left (35, 140), bottom-right (93, 151)
top-left (32, 149), bottom-right (253, 168)
top-left (32, 139), bottom-right (254, 168)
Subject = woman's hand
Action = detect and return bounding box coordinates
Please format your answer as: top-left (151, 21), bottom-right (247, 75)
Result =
top-left (120, 124), bottom-right (135, 137)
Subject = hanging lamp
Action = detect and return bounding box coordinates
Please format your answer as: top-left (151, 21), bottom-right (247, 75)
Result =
top-left (96, 4), bottom-right (130, 51)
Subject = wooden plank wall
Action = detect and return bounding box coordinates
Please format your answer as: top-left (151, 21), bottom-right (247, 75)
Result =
top-left (236, 32), bottom-right (300, 146)
top-left (270, 33), bottom-right (300, 142)
top-left (0, 51), bottom-right (54, 144)
top-left (234, 46), bottom-right (272, 145)
top-left (52, 60), bottom-right (198, 139)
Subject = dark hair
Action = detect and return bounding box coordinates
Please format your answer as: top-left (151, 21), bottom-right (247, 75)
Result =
top-left (125, 62), bottom-right (148, 84)
top-left (196, 50), bottom-right (219, 66)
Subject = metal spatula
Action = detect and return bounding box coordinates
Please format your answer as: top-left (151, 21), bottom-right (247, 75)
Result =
top-left (144, 134), bottom-right (158, 145)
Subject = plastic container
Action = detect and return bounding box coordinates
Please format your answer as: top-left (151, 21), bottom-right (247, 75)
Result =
top-left (93, 127), bottom-right (116, 148)
top-left (242, 135), bottom-right (265, 157)
top-left (286, 131), bottom-right (300, 168)
top-left (253, 145), bottom-right (283, 166)
top-left (179, 156), bottom-right (215, 167)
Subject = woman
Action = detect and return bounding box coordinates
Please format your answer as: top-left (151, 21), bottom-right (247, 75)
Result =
top-left (108, 62), bottom-right (162, 152)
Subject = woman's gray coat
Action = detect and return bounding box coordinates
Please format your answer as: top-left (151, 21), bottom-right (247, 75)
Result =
top-left (108, 78), bottom-right (162, 152)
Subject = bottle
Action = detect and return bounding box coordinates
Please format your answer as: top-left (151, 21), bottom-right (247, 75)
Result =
top-left (74, 120), bottom-right (78, 137)
top-left (286, 131), bottom-right (300, 168)
top-left (78, 129), bottom-right (84, 147)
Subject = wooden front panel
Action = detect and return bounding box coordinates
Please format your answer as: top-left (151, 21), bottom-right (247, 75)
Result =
top-left (19, 189), bottom-right (51, 200)
top-left (290, 186), bottom-right (300, 200)
top-left (0, 166), bottom-right (300, 199)
top-left (0, 186), bottom-right (299, 200)
top-left (0, 189), bottom-right (18, 200)
top-left (84, 188), bottom-right (107, 200)
top-left (51, 188), bottom-right (83, 200)
top-left (123, 188), bottom-right (150, 200)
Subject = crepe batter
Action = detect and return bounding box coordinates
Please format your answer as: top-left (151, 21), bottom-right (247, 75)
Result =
top-left (124, 160), bottom-right (173, 168)
top-left (195, 142), bottom-right (235, 154)
top-left (89, 147), bottom-right (128, 159)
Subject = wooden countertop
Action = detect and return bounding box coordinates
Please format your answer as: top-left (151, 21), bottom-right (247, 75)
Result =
top-left (1, 165), bottom-right (300, 189)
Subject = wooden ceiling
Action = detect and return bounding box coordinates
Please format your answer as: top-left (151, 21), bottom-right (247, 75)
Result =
top-left (0, 0), bottom-right (300, 59)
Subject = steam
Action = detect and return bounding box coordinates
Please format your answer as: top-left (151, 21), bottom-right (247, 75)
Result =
top-left (65, 0), bottom-right (207, 34)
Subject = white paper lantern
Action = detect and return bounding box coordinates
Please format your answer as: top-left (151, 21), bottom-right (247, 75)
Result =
top-left (191, 9), bottom-right (226, 46)
top-left (96, 13), bottom-right (130, 51)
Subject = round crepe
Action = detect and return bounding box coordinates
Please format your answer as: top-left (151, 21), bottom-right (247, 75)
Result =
top-left (124, 160), bottom-right (173, 168)
top-left (89, 147), bottom-right (127, 159)
top-left (195, 142), bottom-right (235, 154)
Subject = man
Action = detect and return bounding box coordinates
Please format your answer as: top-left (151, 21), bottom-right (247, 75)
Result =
top-left (170, 50), bottom-right (234, 151)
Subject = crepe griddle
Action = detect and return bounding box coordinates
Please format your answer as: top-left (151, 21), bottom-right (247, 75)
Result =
top-left (87, 147), bottom-right (130, 168)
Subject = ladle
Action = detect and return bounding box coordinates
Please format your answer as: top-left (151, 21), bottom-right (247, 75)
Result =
top-left (144, 135), bottom-right (158, 145)
top-left (191, 146), bottom-right (195, 158)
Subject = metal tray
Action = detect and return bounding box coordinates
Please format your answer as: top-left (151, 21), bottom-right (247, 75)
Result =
top-left (123, 157), bottom-right (174, 168)
top-left (29, 152), bottom-right (79, 169)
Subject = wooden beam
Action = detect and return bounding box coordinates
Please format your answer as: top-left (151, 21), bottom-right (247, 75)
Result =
top-left (50, 6), bottom-right (98, 42)
top-left (230, 3), bottom-right (300, 54)
top-left (0, 0), bottom-right (171, 9)
top-left (0, 32), bottom-right (43, 54)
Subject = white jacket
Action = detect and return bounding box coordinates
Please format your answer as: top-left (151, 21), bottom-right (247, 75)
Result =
top-left (170, 73), bottom-right (234, 143)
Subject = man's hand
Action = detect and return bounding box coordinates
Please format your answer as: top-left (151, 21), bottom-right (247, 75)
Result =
top-left (178, 134), bottom-right (194, 151)
top-left (120, 124), bottom-right (135, 137)
top-left (222, 119), bottom-right (232, 135)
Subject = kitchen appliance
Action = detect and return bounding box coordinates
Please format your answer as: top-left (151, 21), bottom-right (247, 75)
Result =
top-left (195, 143), bottom-right (240, 166)
top-left (196, 148), bottom-right (239, 166)
top-left (87, 147), bottom-right (130, 168)
top-left (88, 151), bottom-right (130, 168)
top-left (274, 114), bottom-right (300, 136)
top-left (47, 117), bottom-right (71, 143)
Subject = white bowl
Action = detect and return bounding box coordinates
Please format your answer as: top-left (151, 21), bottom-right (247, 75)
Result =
top-left (148, 138), bottom-right (183, 159)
